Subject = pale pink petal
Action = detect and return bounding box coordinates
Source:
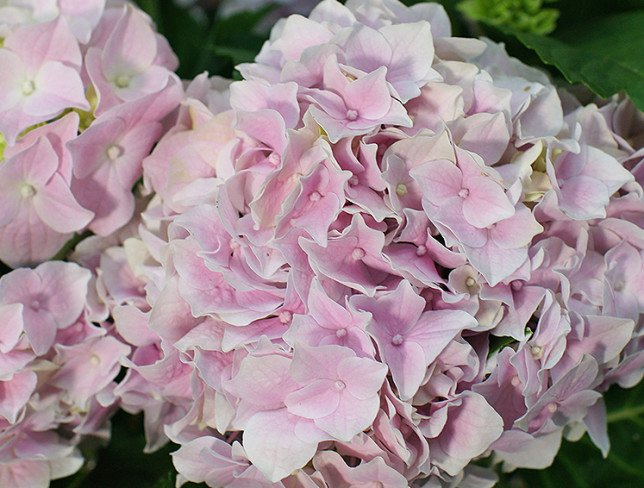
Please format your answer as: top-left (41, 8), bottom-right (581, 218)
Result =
top-left (0, 303), bottom-right (24, 353)
top-left (33, 173), bottom-right (94, 233)
top-left (411, 159), bottom-right (462, 204)
top-left (0, 370), bottom-right (37, 423)
top-left (243, 410), bottom-right (319, 483)
top-left (24, 61), bottom-right (88, 117)
top-left (285, 379), bottom-right (340, 419)
top-left (315, 392), bottom-right (380, 441)
top-left (462, 176), bottom-right (514, 228)
top-left (431, 392), bottom-right (504, 476)
top-left (383, 340), bottom-right (427, 400)
top-left (102, 6), bottom-right (157, 76)
top-left (344, 67), bottom-right (391, 120)
top-left (338, 356), bottom-right (387, 400)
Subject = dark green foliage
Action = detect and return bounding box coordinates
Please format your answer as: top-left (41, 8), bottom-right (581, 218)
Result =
top-left (52, 412), bottom-right (181, 488)
top-left (455, 0), bottom-right (644, 109)
top-left (513, 11), bottom-right (644, 110)
top-left (134, 0), bottom-right (273, 79)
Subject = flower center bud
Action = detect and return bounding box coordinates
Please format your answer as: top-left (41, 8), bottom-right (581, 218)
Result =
top-left (511, 376), bottom-right (521, 387)
top-left (391, 334), bottom-right (404, 346)
top-left (348, 175), bottom-right (359, 186)
top-left (30, 299), bottom-right (41, 310)
top-left (267, 153), bottom-right (280, 166)
top-left (395, 183), bottom-right (408, 196)
top-left (21, 80), bottom-right (36, 96)
top-left (352, 247), bottom-right (366, 260)
top-left (229, 239), bottom-right (241, 252)
top-left (511, 280), bottom-right (524, 291)
top-left (114, 74), bottom-right (131, 89)
top-left (458, 188), bottom-right (470, 198)
top-left (334, 380), bottom-right (346, 390)
top-left (20, 183), bottom-right (36, 198)
top-left (465, 276), bottom-right (477, 289)
top-left (309, 191), bottom-right (322, 202)
top-left (613, 281), bottom-right (625, 292)
top-left (335, 328), bottom-right (347, 338)
top-left (547, 402), bottom-right (557, 414)
top-left (530, 345), bottom-right (543, 359)
top-left (278, 311), bottom-right (292, 324)
top-left (346, 109), bottom-right (359, 121)
top-left (106, 144), bottom-right (123, 161)
top-left (90, 354), bottom-right (101, 365)
top-left (416, 245), bottom-right (427, 257)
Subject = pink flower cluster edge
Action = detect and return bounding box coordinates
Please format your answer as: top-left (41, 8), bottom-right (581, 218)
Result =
top-left (0, 1), bottom-right (642, 487)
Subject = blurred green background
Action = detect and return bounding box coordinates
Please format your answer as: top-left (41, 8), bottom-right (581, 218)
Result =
top-left (54, 1), bottom-right (644, 486)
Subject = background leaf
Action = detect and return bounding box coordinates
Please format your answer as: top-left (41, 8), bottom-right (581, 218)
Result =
top-left (446, 0), bottom-right (644, 109)
top-left (512, 11), bottom-right (644, 110)
top-left (52, 412), bottom-right (181, 488)
top-left (134, 0), bottom-right (272, 79)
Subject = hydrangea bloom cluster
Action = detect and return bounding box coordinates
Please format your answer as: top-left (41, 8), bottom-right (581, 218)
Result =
top-left (0, 261), bottom-right (130, 486)
top-left (83, 1), bottom-right (644, 486)
top-left (84, 0), bottom-right (644, 486)
top-left (1, 0), bottom-right (642, 487)
top-left (0, 2), bottom-right (179, 486)
top-left (0, 0), bottom-right (182, 267)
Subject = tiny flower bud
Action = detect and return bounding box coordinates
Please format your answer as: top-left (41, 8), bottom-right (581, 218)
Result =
top-left (391, 334), bottom-right (404, 346)
top-left (352, 247), bottom-right (366, 260)
top-left (346, 109), bottom-right (359, 121)
top-left (20, 183), bottom-right (36, 198)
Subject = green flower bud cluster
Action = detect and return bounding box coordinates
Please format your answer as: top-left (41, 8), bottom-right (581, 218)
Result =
top-left (458, 0), bottom-right (560, 35)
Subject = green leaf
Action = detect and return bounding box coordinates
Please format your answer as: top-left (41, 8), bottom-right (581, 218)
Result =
top-left (134, 0), bottom-right (211, 78)
top-left (199, 6), bottom-right (275, 76)
top-left (488, 336), bottom-right (517, 356)
top-left (53, 412), bottom-right (177, 488)
top-left (511, 11), bottom-right (644, 110)
top-left (134, 1), bottom-right (274, 79)
top-left (151, 473), bottom-right (174, 488)
top-left (207, 45), bottom-right (259, 65)
top-left (135, 0), bottom-right (161, 25)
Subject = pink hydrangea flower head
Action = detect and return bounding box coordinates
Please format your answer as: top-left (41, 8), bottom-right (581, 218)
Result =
top-left (71, 1), bottom-right (644, 486)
